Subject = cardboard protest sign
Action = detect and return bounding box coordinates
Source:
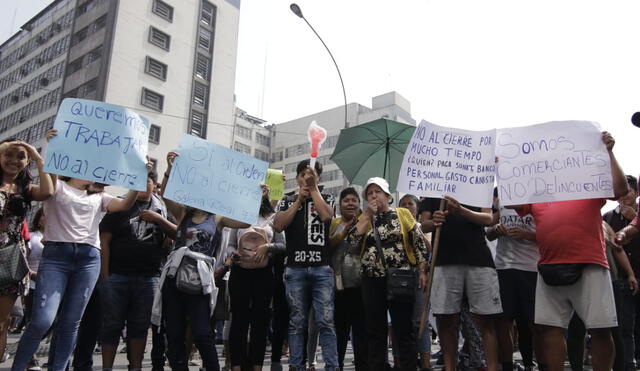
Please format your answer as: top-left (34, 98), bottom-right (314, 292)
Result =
top-left (164, 134), bottom-right (268, 225)
top-left (266, 169), bottom-right (284, 200)
top-left (397, 120), bottom-right (496, 208)
top-left (495, 121), bottom-right (613, 205)
top-left (44, 98), bottom-right (149, 191)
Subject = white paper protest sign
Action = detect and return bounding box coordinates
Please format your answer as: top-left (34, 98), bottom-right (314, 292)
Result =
top-left (495, 121), bottom-right (613, 205)
top-left (397, 120), bottom-right (496, 208)
top-left (44, 98), bottom-right (149, 191)
top-left (164, 134), bottom-right (268, 225)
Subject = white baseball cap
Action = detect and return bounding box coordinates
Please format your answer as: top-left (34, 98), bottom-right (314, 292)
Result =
top-left (362, 177), bottom-right (391, 199)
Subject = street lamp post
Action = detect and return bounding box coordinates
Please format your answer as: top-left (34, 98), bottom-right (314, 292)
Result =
top-left (290, 3), bottom-right (348, 128)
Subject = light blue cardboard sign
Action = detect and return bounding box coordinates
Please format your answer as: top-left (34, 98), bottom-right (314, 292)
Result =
top-left (164, 134), bottom-right (268, 225)
top-left (43, 98), bottom-right (149, 191)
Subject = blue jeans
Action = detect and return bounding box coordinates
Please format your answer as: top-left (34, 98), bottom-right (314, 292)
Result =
top-left (284, 265), bottom-right (338, 369)
top-left (100, 274), bottom-right (158, 344)
top-left (11, 242), bottom-right (100, 371)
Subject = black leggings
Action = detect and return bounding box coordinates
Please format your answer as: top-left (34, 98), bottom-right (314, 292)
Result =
top-left (162, 277), bottom-right (219, 371)
top-left (228, 265), bottom-right (274, 366)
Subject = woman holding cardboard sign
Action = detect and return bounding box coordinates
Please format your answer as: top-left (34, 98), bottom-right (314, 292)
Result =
top-left (226, 184), bottom-right (285, 371)
top-left (153, 151), bottom-right (249, 371)
top-left (0, 136), bottom-right (53, 366)
top-left (11, 129), bottom-right (139, 371)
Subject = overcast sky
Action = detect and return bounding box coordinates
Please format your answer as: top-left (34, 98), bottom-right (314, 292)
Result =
top-left (3, 0), bottom-right (640, 184)
top-left (236, 0), bottom-right (640, 182)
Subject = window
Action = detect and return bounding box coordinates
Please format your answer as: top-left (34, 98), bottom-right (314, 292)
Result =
top-left (152, 0), bottom-right (174, 22)
top-left (145, 57), bottom-right (167, 80)
top-left (141, 88), bottom-right (164, 111)
top-left (91, 15), bottom-right (107, 32)
top-left (284, 162), bottom-right (297, 174)
top-left (195, 53), bottom-right (210, 80)
top-left (324, 135), bottom-right (339, 148)
top-left (272, 151), bottom-right (283, 163)
top-left (66, 57), bottom-right (83, 75)
top-left (71, 27), bottom-right (88, 46)
top-left (149, 27), bottom-right (170, 50)
top-left (285, 143), bottom-right (309, 158)
top-left (87, 46), bottom-right (102, 64)
top-left (82, 79), bottom-right (98, 96)
top-left (233, 142), bottom-right (251, 155)
top-left (192, 82), bottom-right (208, 108)
top-left (235, 125), bottom-right (251, 140)
top-left (189, 110), bottom-right (206, 138)
top-left (197, 28), bottom-right (212, 51)
top-left (149, 124), bottom-right (161, 144)
top-left (201, 2), bottom-right (215, 26)
top-left (254, 149), bottom-right (269, 162)
top-left (256, 133), bottom-right (270, 146)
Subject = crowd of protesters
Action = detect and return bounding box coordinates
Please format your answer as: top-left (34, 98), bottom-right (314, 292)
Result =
top-left (0, 129), bottom-right (638, 371)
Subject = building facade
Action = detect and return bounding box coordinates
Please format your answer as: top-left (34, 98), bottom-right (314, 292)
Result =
top-left (0, 0), bottom-right (241, 176)
top-left (232, 107), bottom-right (273, 163)
top-left (270, 91), bottom-right (415, 198)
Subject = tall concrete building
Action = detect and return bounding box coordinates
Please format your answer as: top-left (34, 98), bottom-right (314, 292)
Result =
top-left (270, 91), bottom-right (415, 198)
top-left (232, 107), bottom-right (273, 163)
top-left (0, 0), bottom-right (241, 175)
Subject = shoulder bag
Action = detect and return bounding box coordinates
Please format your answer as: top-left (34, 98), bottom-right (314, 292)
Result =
top-left (0, 198), bottom-right (28, 289)
top-left (373, 220), bottom-right (415, 303)
top-left (175, 216), bottom-right (204, 295)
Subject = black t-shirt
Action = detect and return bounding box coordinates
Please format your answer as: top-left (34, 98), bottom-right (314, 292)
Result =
top-left (99, 198), bottom-right (167, 276)
top-left (277, 192), bottom-right (335, 267)
top-left (419, 197), bottom-right (494, 268)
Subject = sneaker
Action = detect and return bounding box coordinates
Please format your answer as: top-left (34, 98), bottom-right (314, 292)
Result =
top-left (270, 363), bottom-right (283, 371)
top-left (27, 358), bottom-right (42, 371)
top-left (1, 353), bottom-right (9, 363)
top-left (119, 346), bottom-right (127, 353)
top-left (189, 360), bottom-right (201, 366)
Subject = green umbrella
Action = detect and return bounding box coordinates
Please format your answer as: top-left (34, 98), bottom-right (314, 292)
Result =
top-left (330, 118), bottom-right (416, 192)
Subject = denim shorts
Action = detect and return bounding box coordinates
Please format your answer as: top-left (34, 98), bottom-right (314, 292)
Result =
top-left (100, 273), bottom-right (158, 344)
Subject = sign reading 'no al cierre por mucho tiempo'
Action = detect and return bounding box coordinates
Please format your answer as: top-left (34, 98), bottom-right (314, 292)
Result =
top-left (397, 120), bottom-right (497, 208)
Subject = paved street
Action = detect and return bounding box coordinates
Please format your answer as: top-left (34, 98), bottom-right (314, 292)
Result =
top-left (1, 330), bottom-right (581, 370)
top-left (1, 331), bottom-right (418, 370)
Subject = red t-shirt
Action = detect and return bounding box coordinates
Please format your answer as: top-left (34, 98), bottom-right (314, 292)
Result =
top-left (519, 199), bottom-right (608, 268)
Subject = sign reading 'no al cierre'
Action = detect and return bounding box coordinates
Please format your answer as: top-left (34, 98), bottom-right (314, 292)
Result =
top-left (164, 134), bottom-right (268, 225)
top-left (43, 98), bottom-right (150, 191)
top-left (397, 120), bottom-right (497, 208)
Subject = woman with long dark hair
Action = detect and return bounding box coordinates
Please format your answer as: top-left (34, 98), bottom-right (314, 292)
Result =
top-left (153, 151), bottom-right (249, 371)
top-left (12, 130), bottom-right (138, 371)
top-left (330, 187), bottom-right (368, 369)
top-left (227, 185), bottom-right (285, 370)
top-left (0, 138), bottom-right (53, 365)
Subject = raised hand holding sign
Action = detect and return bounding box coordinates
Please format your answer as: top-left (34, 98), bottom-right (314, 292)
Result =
top-left (43, 98), bottom-right (149, 190)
